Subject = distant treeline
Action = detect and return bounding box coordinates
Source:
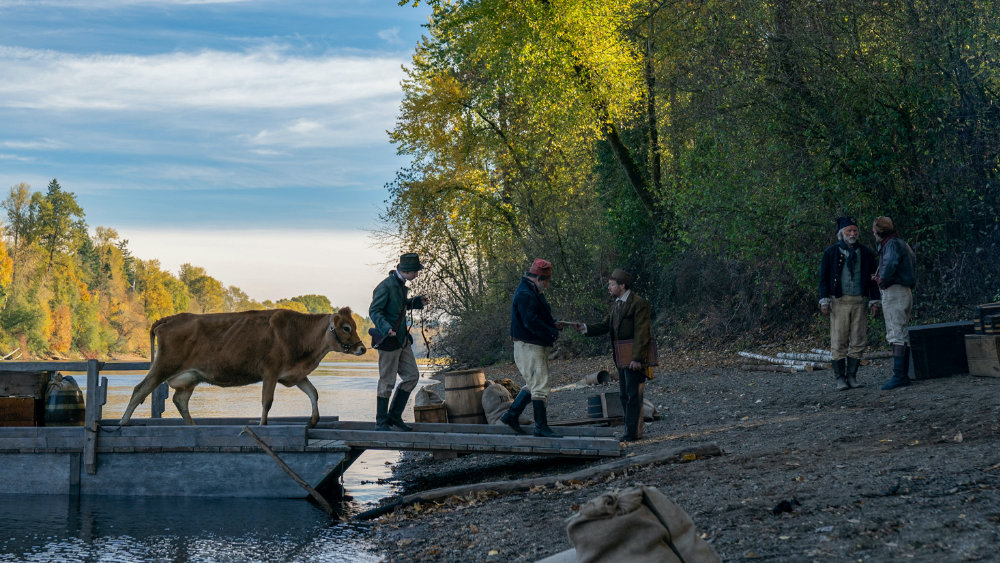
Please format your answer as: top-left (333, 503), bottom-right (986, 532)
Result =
top-left (385, 0), bottom-right (1000, 364)
top-left (1, 179), bottom-right (372, 359)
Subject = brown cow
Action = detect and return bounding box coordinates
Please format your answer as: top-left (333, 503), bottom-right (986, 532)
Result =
top-left (119, 307), bottom-right (366, 427)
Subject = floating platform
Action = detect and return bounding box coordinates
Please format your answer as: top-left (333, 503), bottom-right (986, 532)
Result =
top-left (1, 361), bottom-right (621, 499)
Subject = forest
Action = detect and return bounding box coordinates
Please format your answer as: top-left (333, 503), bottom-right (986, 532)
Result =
top-left (0, 179), bottom-right (369, 359)
top-left (383, 0), bottom-right (1000, 364)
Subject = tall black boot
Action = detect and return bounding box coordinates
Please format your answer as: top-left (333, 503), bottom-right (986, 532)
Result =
top-left (387, 388), bottom-right (413, 431)
top-left (531, 400), bottom-right (561, 438)
top-left (833, 358), bottom-right (849, 391)
top-left (500, 389), bottom-right (531, 434)
top-left (375, 396), bottom-right (392, 431)
top-left (846, 357), bottom-right (862, 388)
top-left (881, 344), bottom-right (912, 390)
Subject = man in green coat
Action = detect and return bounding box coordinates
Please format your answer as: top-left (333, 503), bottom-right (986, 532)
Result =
top-left (369, 253), bottom-right (429, 431)
top-left (573, 269), bottom-right (654, 442)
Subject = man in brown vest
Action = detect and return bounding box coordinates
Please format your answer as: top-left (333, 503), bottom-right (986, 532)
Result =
top-left (573, 269), bottom-right (654, 442)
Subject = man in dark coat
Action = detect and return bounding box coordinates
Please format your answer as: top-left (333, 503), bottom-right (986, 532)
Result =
top-left (369, 253), bottom-right (429, 431)
top-left (500, 258), bottom-right (563, 438)
top-left (573, 269), bottom-right (654, 443)
top-left (818, 216), bottom-right (881, 390)
top-left (872, 216), bottom-right (917, 390)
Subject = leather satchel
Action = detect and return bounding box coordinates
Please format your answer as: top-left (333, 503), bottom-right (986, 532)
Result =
top-left (613, 338), bottom-right (659, 370)
top-left (370, 303), bottom-right (407, 352)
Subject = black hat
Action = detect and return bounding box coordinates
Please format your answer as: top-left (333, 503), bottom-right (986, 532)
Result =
top-left (836, 216), bottom-right (858, 233)
top-left (397, 253), bottom-right (423, 272)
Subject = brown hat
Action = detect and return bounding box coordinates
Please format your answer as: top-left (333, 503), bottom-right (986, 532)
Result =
top-left (528, 258), bottom-right (552, 279)
top-left (873, 216), bottom-right (895, 236)
top-left (610, 268), bottom-right (632, 288)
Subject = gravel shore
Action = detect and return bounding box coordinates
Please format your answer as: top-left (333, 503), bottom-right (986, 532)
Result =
top-left (369, 351), bottom-right (1000, 561)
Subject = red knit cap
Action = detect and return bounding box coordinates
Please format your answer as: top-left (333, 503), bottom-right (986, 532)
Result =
top-left (529, 258), bottom-right (553, 278)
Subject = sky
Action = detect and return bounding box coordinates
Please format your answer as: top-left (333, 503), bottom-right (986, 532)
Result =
top-left (0, 0), bottom-right (432, 314)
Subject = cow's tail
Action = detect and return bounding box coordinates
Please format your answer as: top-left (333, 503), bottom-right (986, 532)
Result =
top-left (149, 316), bottom-right (170, 364)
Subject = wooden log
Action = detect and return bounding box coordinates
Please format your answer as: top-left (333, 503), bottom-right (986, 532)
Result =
top-left (776, 352), bottom-right (831, 362)
top-left (240, 426), bottom-right (336, 517)
top-left (354, 442), bottom-right (722, 521)
top-left (739, 352), bottom-right (817, 371)
top-left (740, 364), bottom-right (808, 373)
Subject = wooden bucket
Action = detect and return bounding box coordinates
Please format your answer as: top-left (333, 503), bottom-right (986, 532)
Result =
top-left (444, 369), bottom-right (487, 424)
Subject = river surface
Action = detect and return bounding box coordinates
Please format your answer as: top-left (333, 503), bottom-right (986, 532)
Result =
top-left (0, 362), bottom-right (437, 562)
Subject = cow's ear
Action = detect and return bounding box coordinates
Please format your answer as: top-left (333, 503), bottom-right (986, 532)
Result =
top-left (337, 306), bottom-right (352, 316)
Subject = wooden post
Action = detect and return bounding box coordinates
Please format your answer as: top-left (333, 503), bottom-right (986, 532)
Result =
top-left (152, 383), bottom-right (168, 418)
top-left (83, 359), bottom-right (103, 475)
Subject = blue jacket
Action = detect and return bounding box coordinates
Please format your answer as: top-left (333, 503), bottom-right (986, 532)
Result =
top-left (510, 277), bottom-right (559, 347)
top-left (818, 242), bottom-right (880, 300)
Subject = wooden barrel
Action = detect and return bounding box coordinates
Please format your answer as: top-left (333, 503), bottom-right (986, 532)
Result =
top-left (444, 369), bottom-right (487, 424)
top-left (44, 388), bottom-right (85, 426)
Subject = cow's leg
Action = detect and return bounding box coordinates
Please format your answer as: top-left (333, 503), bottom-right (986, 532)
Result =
top-left (295, 377), bottom-right (320, 428)
top-left (167, 371), bottom-right (201, 425)
top-left (119, 365), bottom-right (170, 425)
top-left (260, 376), bottom-right (278, 426)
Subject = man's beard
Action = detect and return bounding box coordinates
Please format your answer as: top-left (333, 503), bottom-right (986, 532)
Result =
top-left (845, 234), bottom-right (858, 245)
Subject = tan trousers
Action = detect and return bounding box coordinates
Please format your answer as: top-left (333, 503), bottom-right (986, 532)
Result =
top-left (513, 340), bottom-right (551, 401)
top-left (881, 284), bottom-right (913, 345)
top-left (377, 344), bottom-right (420, 398)
top-left (830, 295), bottom-right (867, 360)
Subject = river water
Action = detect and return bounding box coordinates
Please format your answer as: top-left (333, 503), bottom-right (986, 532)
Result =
top-left (0, 362), bottom-right (437, 562)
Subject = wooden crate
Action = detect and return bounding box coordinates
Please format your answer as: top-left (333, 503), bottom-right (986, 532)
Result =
top-left (413, 404), bottom-right (447, 424)
top-left (0, 396), bottom-right (38, 426)
top-left (965, 335), bottom-right (1000, 377)
top-left (909, 321), bottom-right (975, 379)
top-left (0, 371), bottom-right (48, 398)
top-left (600, 392), bottom-right (623, 418)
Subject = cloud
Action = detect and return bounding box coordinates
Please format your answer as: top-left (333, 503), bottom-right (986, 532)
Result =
top-left (378, 27), bottom-right (402, 45)
top-left (0, 46), bottom-right (406, 112)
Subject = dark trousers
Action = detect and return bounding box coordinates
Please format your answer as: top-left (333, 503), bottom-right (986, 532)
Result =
top-left (617, 367), bottom-right (645, 439)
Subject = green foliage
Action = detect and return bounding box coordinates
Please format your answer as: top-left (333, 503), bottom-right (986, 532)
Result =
top-left (0, 180), bottom-right (344, 359)
top-left (386, 0), bottom-right (1000, 360)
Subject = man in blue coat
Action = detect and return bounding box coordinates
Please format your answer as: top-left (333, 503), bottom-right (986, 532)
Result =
top-left (500, 258), bottom-right (563, 438)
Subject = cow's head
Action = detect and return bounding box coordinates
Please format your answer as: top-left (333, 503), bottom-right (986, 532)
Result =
top-left (329, 307), bottom-right (366, 355)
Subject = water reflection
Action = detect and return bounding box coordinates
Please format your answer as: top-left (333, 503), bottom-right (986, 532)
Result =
top-left (0, 495), bottom-right (379, 562)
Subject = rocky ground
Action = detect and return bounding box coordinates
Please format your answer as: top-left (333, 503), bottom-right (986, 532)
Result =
top-left (366, 347), bottom-right (1000, 562)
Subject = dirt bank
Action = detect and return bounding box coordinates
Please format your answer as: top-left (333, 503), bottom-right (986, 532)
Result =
top-left (369, 351), bottom-right (1000, 561)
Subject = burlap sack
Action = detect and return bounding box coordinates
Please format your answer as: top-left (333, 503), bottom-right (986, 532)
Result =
top-left (481, 381), bottom-right (512, 425)
top-left (566, 485), bottom-right (720, 563)
top-left (414, 386), bottom-right (444, 407)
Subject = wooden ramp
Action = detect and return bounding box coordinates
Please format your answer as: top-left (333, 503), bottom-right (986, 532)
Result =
top-left (307, 421), bottom-right (622, 458)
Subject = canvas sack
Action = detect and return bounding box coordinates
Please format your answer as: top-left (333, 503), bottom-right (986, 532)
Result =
top-left (481, 381), bottom-right (512, 425)
top-left (567, 484), bottom-right (720, 563)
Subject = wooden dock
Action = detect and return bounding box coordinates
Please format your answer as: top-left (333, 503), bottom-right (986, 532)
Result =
top-left (1, 361), bottom-right (621, 500)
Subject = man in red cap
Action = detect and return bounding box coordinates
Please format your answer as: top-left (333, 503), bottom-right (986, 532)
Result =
top-left (500, 258), bottom-right (564, 438)
top-left (572, 268), bottom-right (654, 443)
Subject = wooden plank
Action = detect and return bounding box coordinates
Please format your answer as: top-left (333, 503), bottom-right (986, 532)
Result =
top-left (101, 416), bottom-right (341, 427)
top-left (83, 360), bottom-right (100, 475)
top-left (323, 420), bottom-right (616, 437)
top-left (306, 428), bottom-right (620, 456)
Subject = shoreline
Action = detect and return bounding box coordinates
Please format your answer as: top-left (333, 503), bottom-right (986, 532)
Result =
top-left (370, 352), bottom-right (1000, 561)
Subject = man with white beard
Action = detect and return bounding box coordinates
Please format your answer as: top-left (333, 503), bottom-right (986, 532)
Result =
top-left (819, 216), bottom-right (881, 390)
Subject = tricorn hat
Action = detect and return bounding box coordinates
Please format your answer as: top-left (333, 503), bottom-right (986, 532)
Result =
top-left (836, 216), bottom-right (858, 233)
top-left (397, 252), bottom-right (423, 272)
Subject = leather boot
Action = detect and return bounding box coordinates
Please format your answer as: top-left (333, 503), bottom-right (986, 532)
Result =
top-left (845, 357), bottom-right (861, 388)
top-left (375, 396), bottom-right (392, 431)
top-left (833, 358), bottom-right (849, 391)
top-left (387, 388), bottom-right (413, 431)
top-left (500, 389), bottom-right (531, 434)
top-left (881, 344), bottom-right (912, 390)
top-left (531, 400), bottom-right (561, 438)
